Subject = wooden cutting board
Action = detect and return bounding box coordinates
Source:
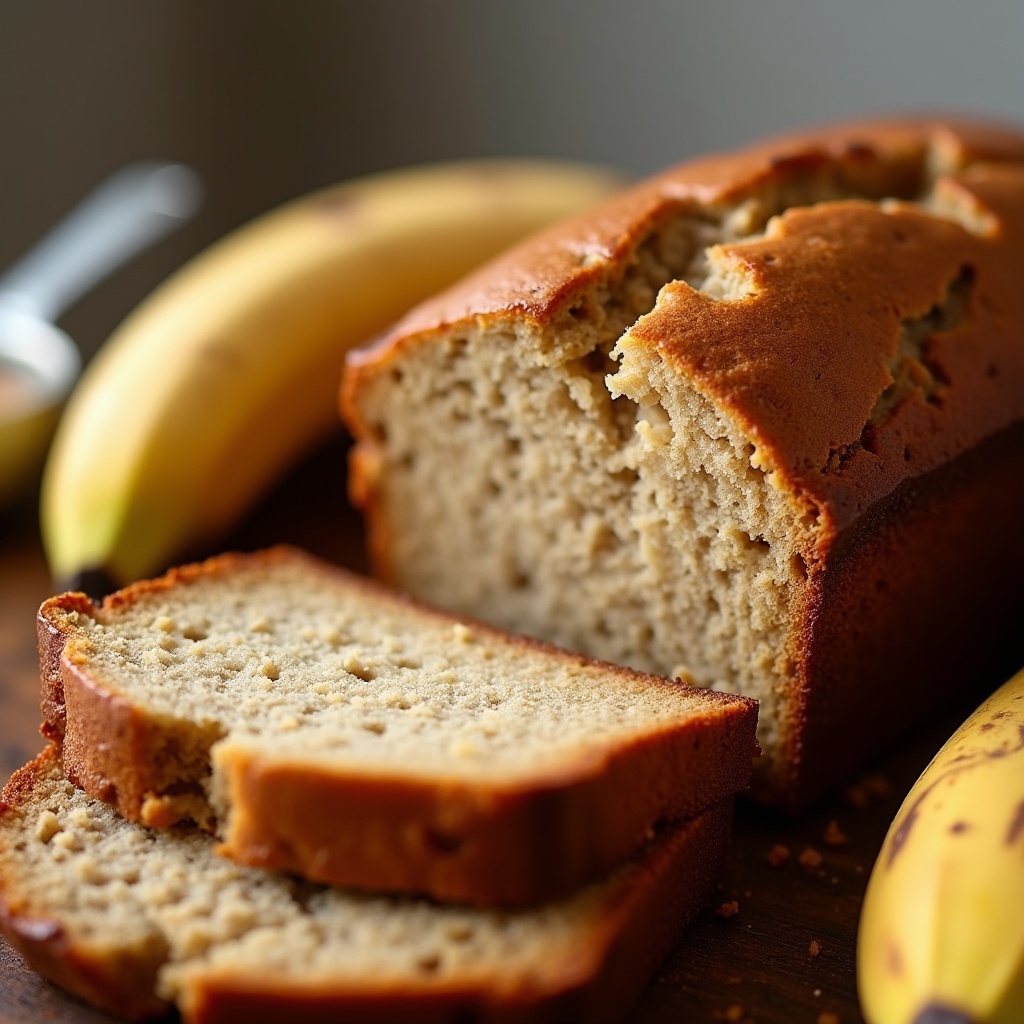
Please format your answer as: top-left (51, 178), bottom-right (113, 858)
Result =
top-left (0, 438), bottom-right (1007, 1024)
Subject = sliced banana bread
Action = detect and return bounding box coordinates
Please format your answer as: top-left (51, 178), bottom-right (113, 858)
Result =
top-left (0, 748), bottom-right (730, 1024)
top-left (38, 546), bottom-right (757, 905)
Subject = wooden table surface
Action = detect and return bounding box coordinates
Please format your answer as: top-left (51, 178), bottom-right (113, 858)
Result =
top-left (0, 438), bottom-right (1012, 1024)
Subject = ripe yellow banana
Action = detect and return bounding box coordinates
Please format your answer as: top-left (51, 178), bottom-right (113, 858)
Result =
top-left (41, 160), bottom-right (624, 585)
top-left (857, 667), bottom-right (1024, 1024)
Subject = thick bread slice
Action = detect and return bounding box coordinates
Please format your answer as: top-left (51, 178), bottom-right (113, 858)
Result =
top-left (340, 116), bottom-right (1024, 809)
top-left (38, 546), bottom-right (757, 906)
top-left (0, 748), bottom-right (730, 1024)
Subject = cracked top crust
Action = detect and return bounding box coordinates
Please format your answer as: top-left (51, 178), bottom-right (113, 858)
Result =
top-left (344, 117), bottom-right (1024, 546)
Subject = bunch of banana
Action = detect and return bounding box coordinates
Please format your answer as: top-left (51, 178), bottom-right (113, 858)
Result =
top-left (857, 667), bottom-right (1024, 1024)
top-left (41, 160), bottom-right (623, 586)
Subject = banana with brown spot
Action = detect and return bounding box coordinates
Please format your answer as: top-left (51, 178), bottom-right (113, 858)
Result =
top-left (857, 667), bottom-right (1024, 1024)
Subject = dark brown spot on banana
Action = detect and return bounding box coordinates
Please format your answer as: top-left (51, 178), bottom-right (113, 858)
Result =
top-left (887, 720), bottom-right (1024, 867)
top-left (199, 340), bottom-right (243, 369)
top-left (1006, 799), bottom-right (1024, 847)
top-left (885, 938), bottom-right (904, 976)
top-left (316, 192), bottom-right (363, 220)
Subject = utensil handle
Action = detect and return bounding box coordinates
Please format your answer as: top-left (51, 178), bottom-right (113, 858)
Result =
top-left (0, 162), bottom-right (203, 322)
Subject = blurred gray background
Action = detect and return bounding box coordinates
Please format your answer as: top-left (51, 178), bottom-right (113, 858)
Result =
top-left (1, 0), bottom-right (1021, 360)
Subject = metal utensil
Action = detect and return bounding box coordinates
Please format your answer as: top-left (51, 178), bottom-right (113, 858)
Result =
top-left (0, 162), bottom-right (202, 503)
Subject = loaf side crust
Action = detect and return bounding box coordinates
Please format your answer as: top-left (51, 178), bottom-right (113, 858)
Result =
top-left (786, 420), bottom-right (1024, 805)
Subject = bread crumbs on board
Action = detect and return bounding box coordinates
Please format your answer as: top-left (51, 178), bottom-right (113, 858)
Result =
top-left (821, 820), bottom-right (848, 846)
top-left (798, 846), bottom-right (824, 869)
top-left (863, 773), bottom-right (892, 797)
top-left (843, 783), bottom-right (870, 809)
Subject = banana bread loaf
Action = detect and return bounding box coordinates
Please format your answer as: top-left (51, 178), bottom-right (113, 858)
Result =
top-left (0, 747), bottom-right (731, 1024)
top-left (341, 117), bottom-right (1024, 808)
top-left (38, 546), bottom-right (757, 905)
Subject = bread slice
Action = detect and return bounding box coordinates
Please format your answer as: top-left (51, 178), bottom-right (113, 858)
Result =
top-left (0, 748), bottom-right (730, 1024)
top-left (38, 546), bottom-right (757, 906)
top-left (340, 117), bottom-right (1024, 808)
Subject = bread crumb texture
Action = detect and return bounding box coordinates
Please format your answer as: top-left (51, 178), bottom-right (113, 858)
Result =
top-left (58, 551), bottom-right (731, 787)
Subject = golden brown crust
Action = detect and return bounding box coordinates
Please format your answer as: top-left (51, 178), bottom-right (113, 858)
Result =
top-left (341, 116), bottom-right (1024, 373)
top-left (39, 590), bottom-right (187, 823)
top-left (216, 699), bottom-right (751, 905)
top-left (37, 591), bottom-right (93, 745)
top-left (633, 166), bottom-right (1024, 535)
top-left (182, 802), bottom-right (731, 1024)
top-left (0, 750), bottom-right (169, 1021)
top-left (37, 546), bottom-right (757, 904)
top-left (0, 913), bottom-right (168, 1022)
top-left (787, 421), bottom-right (1024, 807)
